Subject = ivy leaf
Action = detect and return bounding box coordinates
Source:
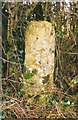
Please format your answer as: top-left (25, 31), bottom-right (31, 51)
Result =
top-left (23, 67), bottom-right (37, 79)
top-left (23, 71), bottom-right (33, 79)
top-left (62, 100), bottom-right (71, 106)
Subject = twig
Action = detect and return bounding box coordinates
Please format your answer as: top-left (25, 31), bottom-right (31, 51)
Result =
top-left (63, 52), bottom-right (78, 55)
top-left (0, 100), bottom-right (15, 107)
top-left (2, 78), bottom-right (25, 84)
top-left (1, 93), bottom-right (22, 103)
top-left (0, 56), bottom-right (20, 65)
top-left (15, 101), bottom-right (27, 117)
top-left (4, 70), bottom-right (21, 79)
top-left (2, 45), bottom-right (7, 56)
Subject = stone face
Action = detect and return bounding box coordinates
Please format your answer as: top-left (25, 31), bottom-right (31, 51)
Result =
top-left (24, 21), bottom-right (55, 103)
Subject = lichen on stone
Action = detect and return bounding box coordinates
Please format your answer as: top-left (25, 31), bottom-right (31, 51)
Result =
top-left (23, 21), bottom-right (55, 104)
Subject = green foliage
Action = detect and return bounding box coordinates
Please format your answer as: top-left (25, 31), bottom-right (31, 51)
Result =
top-left (62, 97), bottom-right (71, 107)
top-left (17, 91), bottom-right (25, 97)
top-left (0, 108), bottom-right (6, 120)
top-left (2, 108), bottom-right (17, 119)
top-left (71, 75), bottom-right (78, 85)
top-left (23, 71), bottom-right (33, 79)
top-left (23, 67), bottom-right (37, 79)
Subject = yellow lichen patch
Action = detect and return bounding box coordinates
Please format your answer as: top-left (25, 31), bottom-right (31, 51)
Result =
top-left (23, 21), bottom-right (55, 104)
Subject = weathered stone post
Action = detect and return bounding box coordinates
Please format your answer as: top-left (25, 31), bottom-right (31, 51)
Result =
top-left (23, 21), bottom-right (55, 104)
